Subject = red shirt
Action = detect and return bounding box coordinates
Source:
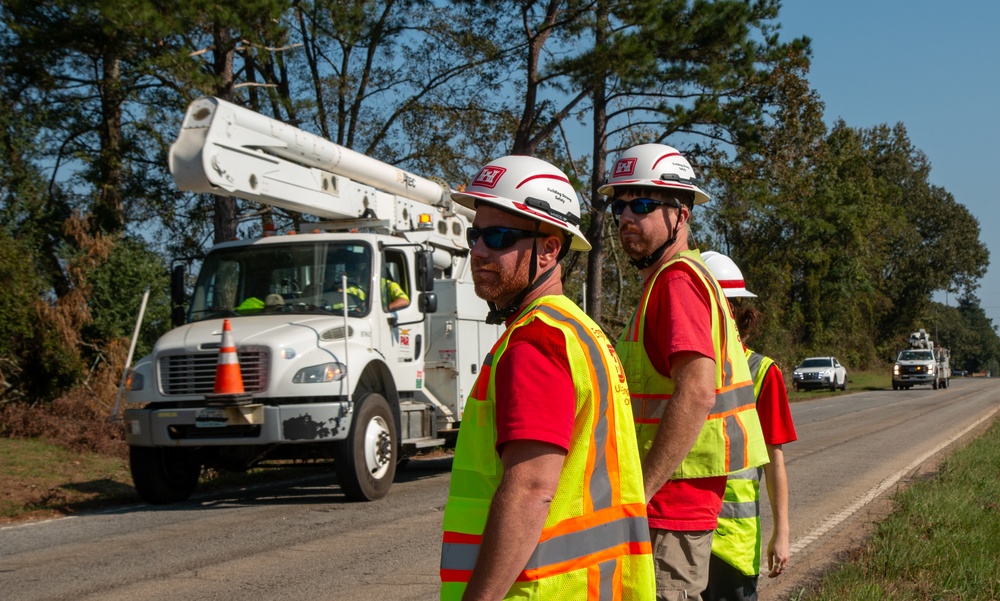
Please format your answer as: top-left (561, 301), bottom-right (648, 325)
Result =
top-left (757, 363), bottom-right (798, 445)
top-left (642, 265), bottom-right (727, 531)
top-left (493, 317), bottom-right (576, 454)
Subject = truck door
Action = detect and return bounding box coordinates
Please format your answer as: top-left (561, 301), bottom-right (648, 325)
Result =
top-left (383, 249), bottom-right (423, 393)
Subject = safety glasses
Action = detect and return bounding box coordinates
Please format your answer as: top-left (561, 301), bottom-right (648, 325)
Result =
top-left (611, 197), bottom-right (675, 216)
top-left (466, 226), bottom-right (545, 250)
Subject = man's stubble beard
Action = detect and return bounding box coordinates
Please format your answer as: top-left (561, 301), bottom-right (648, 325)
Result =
top-left (472, 256), bottom-right (531, 305)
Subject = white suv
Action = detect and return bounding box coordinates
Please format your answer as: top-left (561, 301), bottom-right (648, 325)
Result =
top-left (792, 356), bottom-right (848, 392)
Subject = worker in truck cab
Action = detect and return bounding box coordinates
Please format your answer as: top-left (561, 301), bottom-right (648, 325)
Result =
top-left (701, 251), bottom-right (797, 601)
top-left (603, 143), bottom-right (768, 601)
top-left (440, 155), bottom-right (655, 600)
top-left (381, 277), bottom-right (410, 311)
top-left (310, 248), bottom-right (410, 313)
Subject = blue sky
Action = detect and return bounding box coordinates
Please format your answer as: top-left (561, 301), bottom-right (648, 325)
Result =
top-left (776, 1), bottom-right (1000, 329)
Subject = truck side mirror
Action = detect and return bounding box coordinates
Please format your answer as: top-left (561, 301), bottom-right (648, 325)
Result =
top-left (171, 264), bottom-right (187, 327)
top-left (419, 291), bottom-right (438, 314)
top-left (416, 249), bottom-right (435, 292)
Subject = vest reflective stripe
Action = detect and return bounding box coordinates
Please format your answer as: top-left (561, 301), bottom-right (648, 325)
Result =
top-left (442, 510), bottom-right (649, 576)
top-left (615, 249), bottom-right (768, 478)
top-left (441, 296), bottom-right (654, 600)
top-left (712, 349), bottom-right (774, 575)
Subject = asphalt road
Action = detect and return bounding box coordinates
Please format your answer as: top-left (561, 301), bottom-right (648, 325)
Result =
top-left (2, 378), bottom-right (998, 601)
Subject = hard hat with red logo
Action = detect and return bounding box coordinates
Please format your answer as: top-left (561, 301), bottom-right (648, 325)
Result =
top-left (452, 155), bottom-right (591, 252)
top-left (598, 143), bottom-right (710, 205)
top-left (702, 251), bottom-right (756, 298)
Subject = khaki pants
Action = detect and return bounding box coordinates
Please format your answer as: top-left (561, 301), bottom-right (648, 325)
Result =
top-left (650, 528), bottom-right (715, 601)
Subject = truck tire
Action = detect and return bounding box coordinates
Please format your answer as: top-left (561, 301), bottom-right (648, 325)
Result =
top-left (933, 379), bottom-right (938, 390)
top-left (841, 378), bottom-right (848, 391)
top-left (129, 446), bottom-right (201, 505)
top-left (335, 392), bottom-right (397, 501)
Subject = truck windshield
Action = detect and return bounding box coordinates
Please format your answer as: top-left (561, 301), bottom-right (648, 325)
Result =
top-left (188, 242), bottom-right (373, 322)
top-left (899, 350), bottom-right (935, 361)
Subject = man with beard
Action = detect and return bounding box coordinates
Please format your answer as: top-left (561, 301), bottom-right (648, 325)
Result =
top-left (601, 144), bottom-right (768, 601)
top-left (440, 155), bottom-right (655, 601)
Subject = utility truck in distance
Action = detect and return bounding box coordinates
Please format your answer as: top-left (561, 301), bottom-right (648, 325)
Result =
top-left (123, 97), bottom-right (502, 504)
top-left (892, 329), bottom-right (951, 391)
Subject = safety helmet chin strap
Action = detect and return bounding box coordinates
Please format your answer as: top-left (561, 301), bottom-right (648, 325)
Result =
top-left (485, 221), bottom-right (560, 325)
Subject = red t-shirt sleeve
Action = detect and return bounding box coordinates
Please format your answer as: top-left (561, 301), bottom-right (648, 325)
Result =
top-left (643, 268), bottom-right (716, 376)
top-left (493, 320), bottom-right (576, 453)
top-left (757, 364), bottom-right (798, 445)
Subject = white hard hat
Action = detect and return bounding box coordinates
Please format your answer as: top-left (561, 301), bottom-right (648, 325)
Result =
top-left (452, 155), bottom-right (591, 252)
top-left (598, 143), bottom-right (710, 205)
top-left (702, 251), bottom-right (756, 298)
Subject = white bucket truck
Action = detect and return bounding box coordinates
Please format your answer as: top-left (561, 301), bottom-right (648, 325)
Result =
top-left (123, 97), bottom-right (501, 503)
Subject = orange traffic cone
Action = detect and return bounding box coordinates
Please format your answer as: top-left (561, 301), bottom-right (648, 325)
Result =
top-left (213, 319), bottom-right (245, 394)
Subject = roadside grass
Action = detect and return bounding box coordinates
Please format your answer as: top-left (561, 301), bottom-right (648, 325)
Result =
top-left (0, 437), bottom-right (136, 522)
top-left (787, 370), bottom-right (890, 403)
top-left (799, 417), bottom-right (1000, 600)
top-left (0, 437), bottom-right (326, 523)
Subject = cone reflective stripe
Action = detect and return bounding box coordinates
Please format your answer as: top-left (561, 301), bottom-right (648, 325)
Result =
top-left (213, 319), bottom-right (245, 394)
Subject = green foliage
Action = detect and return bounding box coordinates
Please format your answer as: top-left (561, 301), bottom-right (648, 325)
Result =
top-left (82, 237), bottom-right (172, 359)
top-left (709, 51), bottom-right (994, 370)
top-left (0, 230), bottom-right (84, 402)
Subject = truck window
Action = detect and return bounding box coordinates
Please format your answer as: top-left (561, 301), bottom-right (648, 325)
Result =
top-left (381, 250), bottom-right (411, 311)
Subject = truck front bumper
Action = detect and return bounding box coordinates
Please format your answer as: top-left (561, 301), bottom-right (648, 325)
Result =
top-left (124, 401), bottom-right (352, 447)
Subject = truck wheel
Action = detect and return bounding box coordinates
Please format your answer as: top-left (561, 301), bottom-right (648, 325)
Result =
top-left (335, 392), bottom-right (397, 501)
top-left (933, 380), bottom-right (938, 390)
top-left (841, 378), bottom-right (848, 391)
top-left (129, 446), bottom-right (201, 505)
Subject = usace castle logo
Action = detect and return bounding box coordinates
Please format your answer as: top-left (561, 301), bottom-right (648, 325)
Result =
top-left (473, 166), bottom-right (506, 189)
top-left (612, 158), bottom-right (637, 178)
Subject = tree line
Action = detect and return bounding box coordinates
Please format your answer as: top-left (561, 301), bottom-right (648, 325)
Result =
top-left (1, 0), bottom-right (996, 408)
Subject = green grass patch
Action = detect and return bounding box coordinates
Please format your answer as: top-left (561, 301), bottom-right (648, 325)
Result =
top-left (0, 437), bottom-right (137, 520)
top-left (801, 419), bottom-right (1000, 600)
top-left (0, 437), bottom-right (329, 522)
top-left (787, 370), bottom-right (891, 403)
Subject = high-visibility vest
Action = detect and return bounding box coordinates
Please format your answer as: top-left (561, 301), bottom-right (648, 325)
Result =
top-left (615, 249), bottom-right (767, 478)
top-left (440, 295), bottom-right (655, 600)
top-left (712, 349), bottom-right (773, 576)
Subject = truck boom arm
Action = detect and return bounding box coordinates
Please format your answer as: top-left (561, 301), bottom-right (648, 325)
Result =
top-left (168, 97), bottom-right (460, 221)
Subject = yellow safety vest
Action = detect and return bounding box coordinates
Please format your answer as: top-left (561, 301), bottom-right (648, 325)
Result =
top-left (615, 249), bottom-right (767, 478)
top-left (440, 295), bottom-right (655, 600)
top-left (712, 349), bottom-right (773, 575)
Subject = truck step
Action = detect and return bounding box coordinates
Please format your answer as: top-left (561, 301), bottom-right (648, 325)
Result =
top-left (402, 437), bottom-right (446, 449)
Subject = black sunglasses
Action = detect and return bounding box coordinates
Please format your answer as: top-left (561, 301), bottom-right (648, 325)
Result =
top-left (467, 226), bottom-right (545, 250)
top-left (611, 197), bottom-right (678, 216)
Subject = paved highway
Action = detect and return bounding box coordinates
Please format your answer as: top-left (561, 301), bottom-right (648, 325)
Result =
top-left (2, 378), bottom-right (997, 601)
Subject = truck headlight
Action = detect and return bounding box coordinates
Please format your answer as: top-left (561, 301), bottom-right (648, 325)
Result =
top-left (293, 362), bottom-right (347, 383)
top-left (893, 365), bottom-right (900, 375)
top-left (126, 370), bottom-right (144, 391)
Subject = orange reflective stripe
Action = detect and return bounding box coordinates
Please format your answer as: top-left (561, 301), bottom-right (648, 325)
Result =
top-left (538, 503), bottom-right (647, 542)
top-left (519, 541), bottom-right (653, 581)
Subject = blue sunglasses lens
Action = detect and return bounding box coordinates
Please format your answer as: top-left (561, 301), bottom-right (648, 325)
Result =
top-left (467, 226), bottom-right (540, 249)
top-left (612, 198), bottom-right (663, 216)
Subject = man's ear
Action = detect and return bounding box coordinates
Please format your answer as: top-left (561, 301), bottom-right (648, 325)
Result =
top-left (678, 205), bottom-right (692, 227)
top-left (537, 234), bottom-right (563, 266)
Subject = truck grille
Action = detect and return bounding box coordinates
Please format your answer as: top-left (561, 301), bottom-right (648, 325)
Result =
top-left (903, 365), bottom-right (926, 374)
top-left (158, 347), bottom-right (270, 395)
